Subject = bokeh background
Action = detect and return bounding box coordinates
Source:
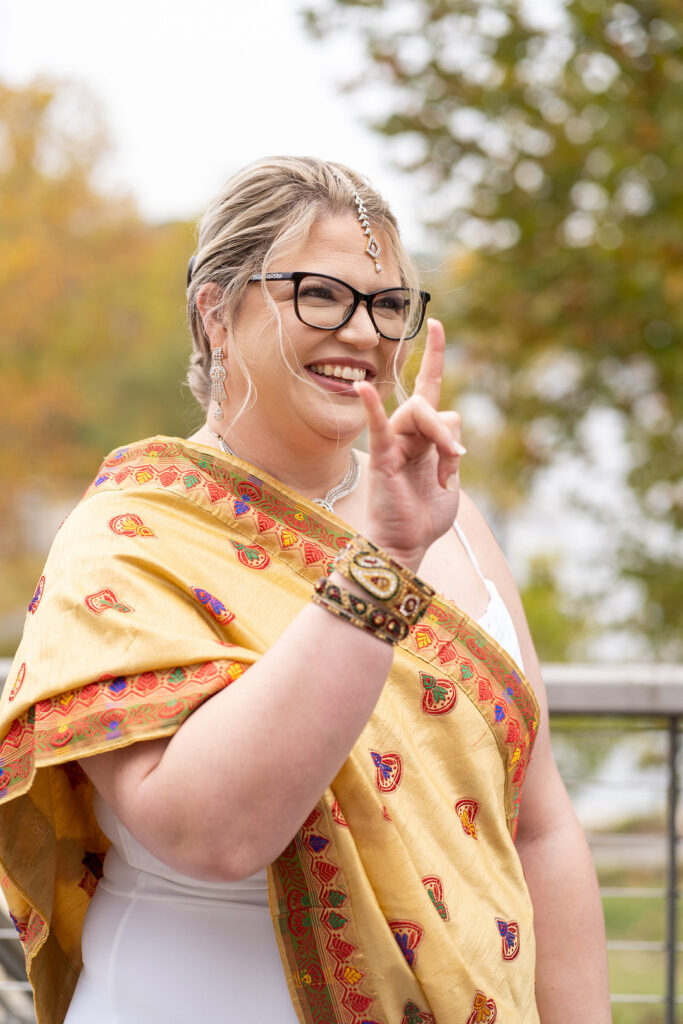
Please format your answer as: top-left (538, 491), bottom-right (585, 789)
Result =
top-left (1, 0), bottom-right (681, 659)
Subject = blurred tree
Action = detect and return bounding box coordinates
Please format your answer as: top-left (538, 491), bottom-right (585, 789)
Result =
top-left (0, 79), bottom-right (197, 518)
top-left (305, 0), bottom-right (682, 658)
top-left (0, 79), bottom-right (198, 650)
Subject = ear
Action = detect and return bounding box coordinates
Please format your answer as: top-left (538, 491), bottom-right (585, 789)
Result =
top-left (196, 283), bottom-right (227, 347)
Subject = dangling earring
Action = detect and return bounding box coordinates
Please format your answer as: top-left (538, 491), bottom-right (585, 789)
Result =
top-left (209, 347), bottom-right (228, 421)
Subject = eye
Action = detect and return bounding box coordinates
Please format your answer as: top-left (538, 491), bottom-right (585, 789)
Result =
top-left (373, 290), bottom-right (410, 316)
top-left (298, 276), bottom-right (351, 306)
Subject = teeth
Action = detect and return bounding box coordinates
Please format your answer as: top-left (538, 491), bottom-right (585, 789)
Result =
top-left (310, 364), bottom-right (367, 382)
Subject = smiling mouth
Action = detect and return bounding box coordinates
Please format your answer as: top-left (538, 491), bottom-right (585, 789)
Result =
top-left (308, 363), bottom-right (369, 383)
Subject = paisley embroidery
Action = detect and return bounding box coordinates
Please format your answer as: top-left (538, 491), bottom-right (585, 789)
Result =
top-left (8, 663), bottom-right (26, 702)
top-left (455, 798), bottom-right (480, 840)
top-left (230, 540), bottom-right (271, 570)
top-left (84, 589), bottom-right (134, 615)
top-left (28, 576), bottom-right (45, 614)
top-left (466, 990), bottom-right (497, 1023)
top-left (496, 917), bottom-right (520, 960)
top-left (191, 588), bottom-right (235, 625)
top-left (370, 750), bottom-right (402, 792)
top-left (108, 513), bottom-right (155, 538)
top-left (389, 919), bottom-right (423, 968)
top-left (419, 671), bottom-right (457, 715)
top-left (401, 1002), bottom-right (436, 1024)
top-left (422, 875), bottom-right (450, 921)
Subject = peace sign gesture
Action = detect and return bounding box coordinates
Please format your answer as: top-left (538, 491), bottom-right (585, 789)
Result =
top-left (355, 318), bottom-right (465, 572)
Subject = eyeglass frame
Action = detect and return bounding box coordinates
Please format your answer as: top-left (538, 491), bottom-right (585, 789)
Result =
top-left (247, 272), bottom-right (430, 342)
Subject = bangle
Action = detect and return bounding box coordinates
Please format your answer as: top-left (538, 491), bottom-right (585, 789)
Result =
top-left (332, 535), bottom-right (434, 626)
top-left (311, 577), bottom-right (408, 645)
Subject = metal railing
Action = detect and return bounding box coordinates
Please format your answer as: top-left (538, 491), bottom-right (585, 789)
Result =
top-left (0, 659), bottom-right (680, 1023)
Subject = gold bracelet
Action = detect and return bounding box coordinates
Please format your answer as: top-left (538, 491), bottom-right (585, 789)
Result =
top-left (332, 535), bottom-right (434, 626)
top-left (311, 577), bottom-right (408, 645)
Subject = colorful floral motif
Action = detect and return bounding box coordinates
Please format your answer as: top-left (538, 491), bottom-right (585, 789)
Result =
top-left (455, 798), bottom-right (480, 840)
top-left (230, 540), bottom-right (271, 570)
top-left (401, 1001), bottom-right (436, 1024)
top-left (422, 875), bottom-right (449, 921)
top-left (83, 588), bottom-right (134, 615)
top-left (466, 991), bottom-right (497, 1023)
top-left (389, 920), bottom-right (424, 968)
top-left (496, 918), bottom-right (520, 961)
top-left (370, 750), bottom-right (402, 793)
top-left (28, 576), bottom-right (45, 614)
top-left (410, 603), bottom-right (539, 838)
top-left (419, 671), bottom-right (457, 715)
top-left (191, 587), bottom-right (235, 625)
top-left (108, 512), bottom-right (156, 538)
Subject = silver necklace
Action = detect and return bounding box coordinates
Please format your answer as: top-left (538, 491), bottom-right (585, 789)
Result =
top-left (208, 429), bottom-right (360, 513)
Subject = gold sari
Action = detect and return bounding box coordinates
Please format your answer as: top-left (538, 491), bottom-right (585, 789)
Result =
top-left (0, 437), bottom-right (540, 1024)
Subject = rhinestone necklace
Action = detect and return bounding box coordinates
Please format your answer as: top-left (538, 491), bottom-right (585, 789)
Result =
top-left (207, 429), bottom-right (360, 513)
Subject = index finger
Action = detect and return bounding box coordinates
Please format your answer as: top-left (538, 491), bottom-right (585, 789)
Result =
top-left (412, 318), bottom-right (446, 410)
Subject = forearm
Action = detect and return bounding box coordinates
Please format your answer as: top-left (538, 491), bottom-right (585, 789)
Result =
top-left (517, 817), bottom-right (611, 1022)
top-left (108, 572), bottom-right (398, 879)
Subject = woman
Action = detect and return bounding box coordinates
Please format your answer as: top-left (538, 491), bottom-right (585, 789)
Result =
top-left (0, 157), bottom-right (610, 1023)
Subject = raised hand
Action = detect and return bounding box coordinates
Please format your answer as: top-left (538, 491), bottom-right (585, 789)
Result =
top-left (354, 318), bottom-right (464, 570)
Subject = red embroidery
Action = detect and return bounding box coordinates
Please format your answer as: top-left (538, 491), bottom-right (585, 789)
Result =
top-left (422, 875), bottom-right (449, 921)
top-left (84, 589), bottom-right (134, 614)
top-left (370, 750), bottom-right (402, 792)
top-left (466, 991), bottom-right (497, 1023)
top-left (455, 798), bottom-right (480, 840)
top-left (389, 920), bottom-right (423, 968)
top-left (108, 513), bottom-right (155, 538)
top-left (8, 663), bottom-right (25, 702)
top-left (419, 671), bottom-right (457, 715)
top-left (28, 576), bottom-right (45, 614)
top-left (330, 800), bottom-right (349, 827)
top-left (496, 917), bottom-right (520, 960)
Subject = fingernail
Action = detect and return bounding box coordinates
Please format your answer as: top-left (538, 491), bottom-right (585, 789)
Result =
top-left (451, 440), bottom-right (467, 456)
top-left (446, 474), bottom-right (458, 492)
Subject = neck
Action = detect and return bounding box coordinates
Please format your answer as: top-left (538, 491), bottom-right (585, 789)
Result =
top-left (196, 422), bottom-right (356, 502)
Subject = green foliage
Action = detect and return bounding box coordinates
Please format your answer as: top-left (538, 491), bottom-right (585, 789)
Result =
top-left (305, 0), bottom-right (683, 657)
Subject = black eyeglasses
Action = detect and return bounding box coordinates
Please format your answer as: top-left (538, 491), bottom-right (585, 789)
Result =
top-left (248, 272), bottom-right (430, 341)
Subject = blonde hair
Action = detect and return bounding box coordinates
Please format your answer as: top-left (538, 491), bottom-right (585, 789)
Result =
top-left (186, 155), bottom-right (421, 414)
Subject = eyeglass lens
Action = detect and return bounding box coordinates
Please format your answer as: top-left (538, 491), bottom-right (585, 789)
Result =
top-left (296, 275), bottom-right (416, 340)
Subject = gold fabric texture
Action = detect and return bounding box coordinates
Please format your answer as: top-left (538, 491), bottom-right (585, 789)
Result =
top-left (0, 438), bottom-right (540, 1024)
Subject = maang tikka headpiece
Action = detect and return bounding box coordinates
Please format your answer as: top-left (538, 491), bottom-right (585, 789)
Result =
top-left (331, 168), bottom-right (382, 273)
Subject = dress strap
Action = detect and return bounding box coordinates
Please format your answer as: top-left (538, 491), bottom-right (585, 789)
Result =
top-left (452, 520), bottom-right (488, 584)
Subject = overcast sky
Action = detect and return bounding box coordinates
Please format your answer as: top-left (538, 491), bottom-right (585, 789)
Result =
top-left (0, 0), bottom-right (421, 242)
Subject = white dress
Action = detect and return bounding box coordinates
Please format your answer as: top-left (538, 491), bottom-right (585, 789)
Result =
top-left (65, 524), bottom-right (524, 1023)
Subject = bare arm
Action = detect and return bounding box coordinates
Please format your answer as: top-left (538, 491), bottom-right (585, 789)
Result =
top-left (81, 320), bottom-right (463, 884)
top-left (458, 494), bottom-right (612, 1022)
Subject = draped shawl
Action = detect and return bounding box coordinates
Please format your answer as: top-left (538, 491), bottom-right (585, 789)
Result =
top-left (0, 437), bottom-right (540, 1024)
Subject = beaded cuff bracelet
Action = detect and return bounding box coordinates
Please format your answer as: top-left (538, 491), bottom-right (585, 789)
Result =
top-left (312, 577), bottom-right (409, 646)
top-left (332, 535), bottom-right (435, 626)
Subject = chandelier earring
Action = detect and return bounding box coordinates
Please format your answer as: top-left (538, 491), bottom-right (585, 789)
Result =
top-left (209, 346), bottom-right (228, 421)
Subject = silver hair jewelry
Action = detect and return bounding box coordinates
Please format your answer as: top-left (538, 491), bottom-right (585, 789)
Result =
top-left (209, 347), bottom-right (228, 421)
top-left (208, 429), bottom-right (360, 513)
top-left (331, 168), bottom-right (382, 273)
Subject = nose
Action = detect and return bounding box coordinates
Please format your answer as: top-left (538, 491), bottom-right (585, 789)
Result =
top-left (335, 300), bottom-right (380, 348)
